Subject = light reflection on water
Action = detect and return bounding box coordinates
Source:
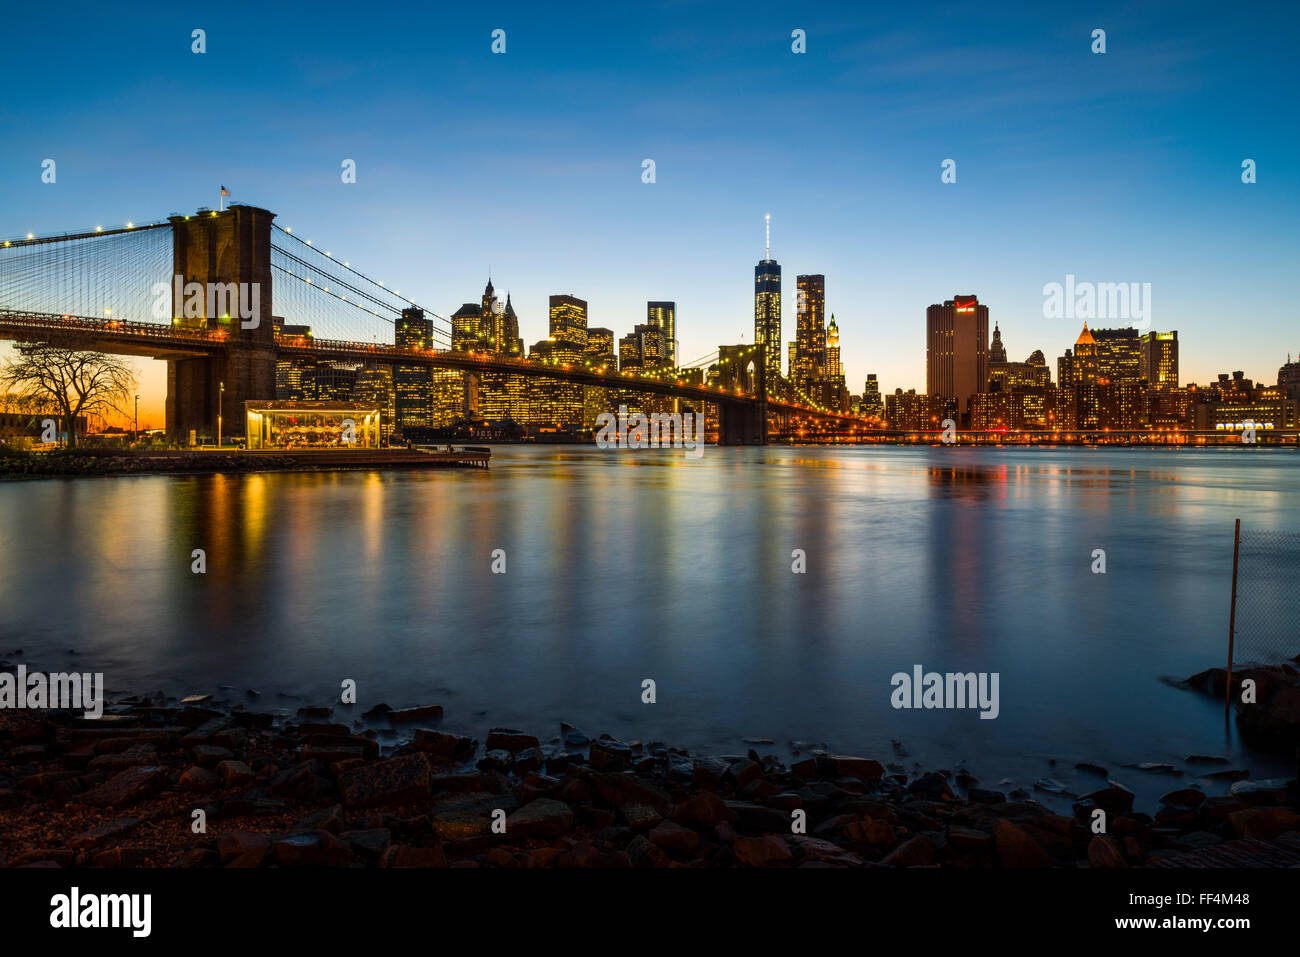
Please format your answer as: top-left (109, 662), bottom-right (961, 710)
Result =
top-left (1, 446), bottom-right (1296, 807)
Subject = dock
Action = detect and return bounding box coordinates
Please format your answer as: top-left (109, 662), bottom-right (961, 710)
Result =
top-left (238, 447), bottom-right (492, 470)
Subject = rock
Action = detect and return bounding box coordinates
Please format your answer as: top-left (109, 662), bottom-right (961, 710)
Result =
top-left (432, 810), bottom-right (492, 841)
top-left (626, 834), bottom-right (669, 868)
top-left (386, 704), bottom-right (444, 723)
top-left (1233, 669), bottom-right (1300, 746)
top-left (589, 772), bottom-right (671, 813)
top-left (476, 750), bottom-right (512, 772)
top-left (1228, 778), bottom-right (1293, 802)
top-left (66, 818), bottom-right (140, 850)
top-left (296, 804), bottom-right (344, 834)
top-left (673, 791), bottom-right (736, 828)
top-left (556, 842), bottom-right (610, 868)
top-left (1087, 835), bottom-right (1127, 868)
top-left (968, 787), bottom-right (1006, 804)
top-left (485, 728), bottom-right (539, 752)
top-left (588, 738), bottom-right (632, 771)
top-left (179, 766), bottom-right (219, 792)
top-left (881, 834), bottom-right (936, 867)
top-left (217, 831), bottom-right (272, 866)
top-left (1159, 788), bottom-right (1206, 807)
top-left (733, 835), bottom-right (793, 868)
top-left (189, 744), bottom-right (234, 768)
top-left (727, 760), bottom-right (763, 787)
top-left (1227, 807), bottom-right (1298, 840)
top-left (787, 836), bottom-right (864, 866)
top-left (1200, 768), bottom-right (1250, 781)
top-left (910, 771), bottom-right (956, 800)
top-left (994, 819), bottom-right (1051, 868)
top-left (525, 846), bottom-right (564, 868)
top-left (217, 760), bottom-right (255, 788)
top-left (92, 847), bottom-right (149, 867)
top-left (506, 799), bottom-right (574, 840)
top-left (846, 819), bottom-right (896, 847)
top-left (621, 805), bottom-right (663, 830)
top-left (725, 801), bottom-right (789, 833)
top-left (273, 830), bottom-right (352, 868)
top-left (790, 757), bottom-right (818, 779)
top-left (382, 845), bottom-right (447, 867)
top-left (340, 828), bottom-right (391, 863)
top-left (1154, 805), bottom-right (1199, 827)
top-left (87, 752), bottom-right (152, 773)
top-left (1075, 762), bottom-right (1108, 776)
top-left (78, 766), bottom-right (167, 808)
top-left (340, 753), bottom-right (433, 808)
top-left (820, 755), bottom-right (885, 782)
top-left (1079, 786), bottom-right (1135, 816)
top-left (430, 770), bottom-right (487, 794)
top-left (947, 826), bottom-right (993, 853)
top-left (411, 729), bottom-right (477, 759)
top-left (648, 820), bottom-right (700, 853)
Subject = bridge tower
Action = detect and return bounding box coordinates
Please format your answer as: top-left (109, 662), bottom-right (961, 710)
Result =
top-left (165, 206), bottom-right (278, 442)
top-left (715, 344), bottom-right (768, 445)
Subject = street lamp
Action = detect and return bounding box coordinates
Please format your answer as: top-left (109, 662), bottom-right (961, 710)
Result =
top-left (134, 394), bottom-right (139, 443)
top-left (218, 381), bottom-right (224, 447)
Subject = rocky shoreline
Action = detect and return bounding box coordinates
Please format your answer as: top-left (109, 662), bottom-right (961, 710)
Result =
top-left (2, 671), bottom-right (1299, 869)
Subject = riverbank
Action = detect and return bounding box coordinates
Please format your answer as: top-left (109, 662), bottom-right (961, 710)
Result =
top-left (0, 446), bottom-right (489, 478)
top-left (2, 668), bottom-right (1296, 868)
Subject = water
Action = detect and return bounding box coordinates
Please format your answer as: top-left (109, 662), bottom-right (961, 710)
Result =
top-left (2, 446), bottom-right (1296, 808)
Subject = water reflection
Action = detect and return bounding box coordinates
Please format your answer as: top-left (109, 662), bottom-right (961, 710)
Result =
top-left (0, 446), bottom-right (1296, 806)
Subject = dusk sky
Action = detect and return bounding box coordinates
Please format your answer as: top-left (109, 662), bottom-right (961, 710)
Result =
top-left (2, 0), bottom-right (1297, 426)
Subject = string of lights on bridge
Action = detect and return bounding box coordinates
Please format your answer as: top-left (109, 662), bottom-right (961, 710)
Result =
top-left (2, 216), bottom-right (851, 420)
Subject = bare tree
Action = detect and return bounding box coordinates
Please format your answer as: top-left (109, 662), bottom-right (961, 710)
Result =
top-left (0, 339), bottom-right (137, 448)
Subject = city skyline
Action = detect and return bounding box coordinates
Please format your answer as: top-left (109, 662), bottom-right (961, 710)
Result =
top-left (2, 1), bottom-right (1297, 426)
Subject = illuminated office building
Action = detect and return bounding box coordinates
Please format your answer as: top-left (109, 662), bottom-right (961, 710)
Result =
top-left (584, 327), bottom-right (618, 425)
top-left (861, 374), bottom-right (884, 419)
top-left (1140, 331), bottom-right (1179, 391)
top-left (926, 295), bottom-right (989, 421)
top-left (646, 301), bottom-right (677, 368)
top-left (1056, 323), bottom-right (1100, 429)
top-left (354, 365), bottom-right (396, 440)
top-left (793, 274), bottom-right (827, 394)
top-left (394, 307), bottom-right (433, 428)
top-left (754, 215), bottom-right (782, 380)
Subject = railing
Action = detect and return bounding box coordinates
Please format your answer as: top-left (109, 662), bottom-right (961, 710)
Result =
top-left (0, 309), bottom-right (864, 421)
top-left (0, 310), bottom-right (229, 345)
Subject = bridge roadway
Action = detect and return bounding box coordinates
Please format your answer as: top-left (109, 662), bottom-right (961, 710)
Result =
top-left (0, 309), bottom-right (863, 424)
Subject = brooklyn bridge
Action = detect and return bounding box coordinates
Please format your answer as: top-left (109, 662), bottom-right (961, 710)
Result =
top-left (0, 205), bottom-right (863, 445)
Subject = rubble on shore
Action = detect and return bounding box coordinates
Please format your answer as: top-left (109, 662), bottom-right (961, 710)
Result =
top-left (2, 682), bottom-right (1297, 869)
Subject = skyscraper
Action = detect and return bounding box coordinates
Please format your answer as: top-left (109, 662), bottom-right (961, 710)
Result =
top-left (821, 314), bottom-right (849, 410)
top-left (754, 215), bottom-right (782, 380)
top-left (861, 374), bottom-right (884, 418)
top-left (926, 295), bottom-right (989, 420)
top-left (794, 274), bottom-right (826, 394)
top-left (549, 294), bottom-right (588, 349)
top-left (646, 301), bottom-right (677, 368)
top-left (1057, 323), bottom-right (1100, 429)
top-left (1140, 331), bottom-right (1179, 390)
top-left (394, 307), bottom-right (433, 428)
top-left (538, 295), bottom-right (588, 426)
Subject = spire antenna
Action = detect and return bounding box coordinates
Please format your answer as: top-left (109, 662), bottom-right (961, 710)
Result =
top-left (764, 213), bottom-right (771, 260)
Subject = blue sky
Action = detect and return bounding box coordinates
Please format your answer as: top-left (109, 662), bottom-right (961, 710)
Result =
top-left (2, 0), bottom-right (1297, 423)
